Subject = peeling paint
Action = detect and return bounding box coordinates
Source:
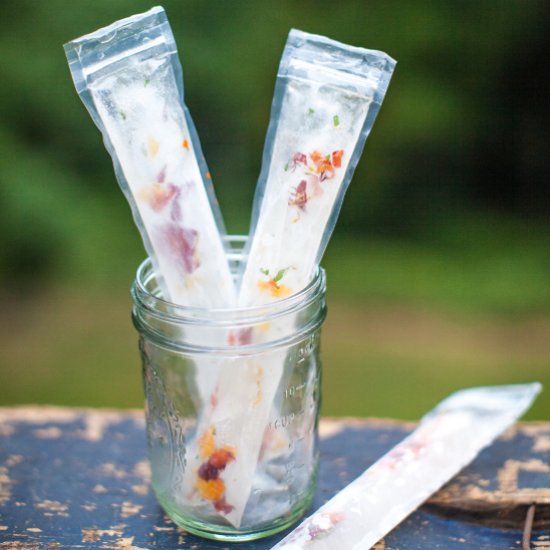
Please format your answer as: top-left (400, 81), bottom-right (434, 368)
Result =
top-left (533, 435), bottom-right (550, 453)
top-left (81, 527), bottom-right (124, 542)
top-left (4, 455), bottom-right (24, 467)
top-left (497, 458), bottom-right (550, 495)
top-left (0, 466), bottom-right (13, 506)
top-left (131, 484), bottom-right (148, 496)
top-left (33, 427), bottom-right (63, 439)
top-left (0, 406), bottom-right (144, 443)
top-left (0, 543), bottom-right (40, 549)
top-left (100, 463), bottom-right (128, 479)
top-left (35, 500), bottom-right (68, 516)
top-left (0, 424), bottom-right (15, 437)
top-left (113, 536), bottom-right (135, 548)
top-left (119, 501), bottom-right (142, 519)
top-left (132, 460), bottom-right (151, 481)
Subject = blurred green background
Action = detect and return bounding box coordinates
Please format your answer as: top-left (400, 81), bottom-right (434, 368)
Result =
top-left (1, 1), bottom-right (548, 419)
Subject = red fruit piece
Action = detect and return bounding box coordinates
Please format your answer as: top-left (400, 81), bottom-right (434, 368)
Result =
top-left (214, 497), bottom-right (234, 514)
top-left (198, 462), bottom-right (219, 481)
top-left (209, 449), bottom-right (235, 470)
top-left (332, 150), bottom-right (344, 168)
top-left (157, 166), bottom-right (167, 183)
top-left (237, 328), bottom-right (253, 345)
top-left (144, 183), bottom-right (179, 212)
top-left (288, 180), bottom-right (308, 210)
top-left (157, 225), bottom-right (200, 274)
top-left (289, 152), bottom-right (307, 171)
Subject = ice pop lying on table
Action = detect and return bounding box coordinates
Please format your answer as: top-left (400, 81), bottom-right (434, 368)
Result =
top-left (272, 383), bottom-right (542, 550)
top-left (184, 30), bottom-right (396, 528)
top-left (64, 6), bottom-right (235, 309)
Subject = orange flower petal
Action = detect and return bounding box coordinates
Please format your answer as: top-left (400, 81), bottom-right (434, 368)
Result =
top-left (310, 150), bottom-right (323, 164)
top-left (273, 284), bottom-right (292, 298)
top-left (197, 478), bottom-right (225, 501)
top-left (199, 427), bottom-right (216, 459)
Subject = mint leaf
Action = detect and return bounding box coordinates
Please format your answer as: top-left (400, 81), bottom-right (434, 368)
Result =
top-left (333, 114), bottom-right (340, 127)
top-left (273, 268), bottom-right (289, 283)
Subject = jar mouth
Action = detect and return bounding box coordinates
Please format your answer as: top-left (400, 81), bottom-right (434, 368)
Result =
top-left (131, 257), bottom-right (326, 326)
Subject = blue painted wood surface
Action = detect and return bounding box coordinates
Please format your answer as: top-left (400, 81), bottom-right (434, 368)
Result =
top-left (0, 408), bottom-right (548, 549)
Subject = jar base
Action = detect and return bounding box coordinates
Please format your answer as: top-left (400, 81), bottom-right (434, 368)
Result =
top-left (158, 489), bottom-right (315, 542)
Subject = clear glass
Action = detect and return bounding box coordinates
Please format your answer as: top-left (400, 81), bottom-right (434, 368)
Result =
top-left (131, 237), bottom-right (326, 541)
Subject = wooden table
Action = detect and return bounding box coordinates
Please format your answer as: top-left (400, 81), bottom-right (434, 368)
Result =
top-left (0, 407), bottom-right (548, 549)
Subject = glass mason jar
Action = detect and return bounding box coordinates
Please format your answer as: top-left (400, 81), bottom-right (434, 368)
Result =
top-left (131, 237), bottom-right (326, 541)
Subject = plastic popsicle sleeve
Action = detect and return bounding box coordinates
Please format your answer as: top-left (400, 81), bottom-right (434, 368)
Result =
top-left (64, 7), bottom-right (236, 419)
top-left (184, 29), bottom-right (396, 528)
top-left (271, 383), bottom-right (542, 550)
top-left (64, 6), bottom-right (236, 310)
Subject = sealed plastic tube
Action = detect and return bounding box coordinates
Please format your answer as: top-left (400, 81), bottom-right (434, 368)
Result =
top-left (239, 28), bottom-right (396, 305)
top-left (64, 7), bottom-right (235, 308)
top-left (185, 30), bottom-right (395, 529)
top-left (272, 383), bottom-right (542, 550)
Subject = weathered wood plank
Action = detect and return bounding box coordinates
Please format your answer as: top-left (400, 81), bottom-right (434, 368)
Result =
top-left (0, 407), bottom-right (548, 549)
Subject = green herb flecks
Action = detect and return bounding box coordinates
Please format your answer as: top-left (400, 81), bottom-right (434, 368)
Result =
top-left (273, 268), bottom-right (289, 283)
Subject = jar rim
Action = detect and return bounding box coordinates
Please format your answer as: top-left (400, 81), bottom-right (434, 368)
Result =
top-left (131, 257), bottom-right (326, 326)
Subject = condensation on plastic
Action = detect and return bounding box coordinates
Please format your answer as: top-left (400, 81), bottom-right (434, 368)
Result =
top-left (272, 383), bottom-right (542, 550)
top-left (64, 7), bottom-right (235, 308)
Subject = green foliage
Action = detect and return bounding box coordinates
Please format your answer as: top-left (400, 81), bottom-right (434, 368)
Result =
top-left (324, 219), bottom-right (550, 317)
top-left (1, 0), bottom-right (548, 286)
top-left (1, 1), bottom-right (548, 416)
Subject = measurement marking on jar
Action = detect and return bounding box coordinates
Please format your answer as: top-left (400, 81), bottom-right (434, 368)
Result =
top-left (268, 409), bottom-right (305, 430)
top-left (284, 382), bottom-right (306, 399)
top-left (296, 335), bottom-right (317, 363)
